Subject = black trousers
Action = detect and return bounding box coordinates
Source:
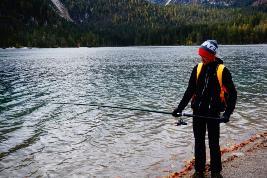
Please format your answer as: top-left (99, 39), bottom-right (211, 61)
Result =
top-left (193, 111), bottom-right (222, 173)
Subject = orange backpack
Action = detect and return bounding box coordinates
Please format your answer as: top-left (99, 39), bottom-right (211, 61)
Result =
top-left (196, 63), bottom-right (228, 108)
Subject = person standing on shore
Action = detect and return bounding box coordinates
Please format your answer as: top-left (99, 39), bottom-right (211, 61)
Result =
top-left (172, 40), bottom-right (237, 178)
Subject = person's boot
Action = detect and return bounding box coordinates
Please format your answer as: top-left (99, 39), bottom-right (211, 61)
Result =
top-left (211, 172), bottom-right (223, 178)
top-left (192, 171), bottom-right (205, 178)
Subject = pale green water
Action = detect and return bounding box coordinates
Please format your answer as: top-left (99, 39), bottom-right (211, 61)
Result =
top-left (0, 46), bottom-right (266, 177)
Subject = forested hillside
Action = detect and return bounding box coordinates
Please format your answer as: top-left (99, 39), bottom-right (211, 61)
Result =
top-left (148, 0), bottom-right (267, 7)
top-left (0, 0), bottom-right (266, 47)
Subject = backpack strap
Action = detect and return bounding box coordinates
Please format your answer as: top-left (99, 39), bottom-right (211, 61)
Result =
top-left (217, 64), bottom-right (226, 102)
top-left (193, 63), bottom-right (203, 101)
top-left (196, 62), bottom-right (203, 81)
top-left (217, 64), bottom-right (225, 88)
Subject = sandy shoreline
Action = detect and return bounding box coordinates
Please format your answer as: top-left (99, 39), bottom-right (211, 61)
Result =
top-left (167, 132), bottom-right (267, 178)
top-left (220, 143), bottom-right (266, 178)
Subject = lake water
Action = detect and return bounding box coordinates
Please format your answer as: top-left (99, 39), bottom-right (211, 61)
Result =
top-left (0, 46), bottom-right (266, 177)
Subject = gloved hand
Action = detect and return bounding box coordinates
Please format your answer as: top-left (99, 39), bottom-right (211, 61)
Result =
top-left (220, 113), bottom-right (230, 123)
top-left (172, 108), bottom-right (182, 117)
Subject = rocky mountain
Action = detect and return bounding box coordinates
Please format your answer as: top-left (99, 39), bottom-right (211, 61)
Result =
top-left (0, 0), bottom-right (266, 47)
top-left (50, 0), bottom-right (73, 22)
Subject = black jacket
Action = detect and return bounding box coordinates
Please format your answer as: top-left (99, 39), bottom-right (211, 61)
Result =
top-left (176, 58), bottom-right (237, 117)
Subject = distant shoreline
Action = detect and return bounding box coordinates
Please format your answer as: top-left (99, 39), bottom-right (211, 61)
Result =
top-left (1, 44), bottom-right (267, 50)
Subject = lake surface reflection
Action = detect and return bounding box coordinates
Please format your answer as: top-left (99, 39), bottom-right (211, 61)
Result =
top-left (0, 45), bottom-right (266, 177)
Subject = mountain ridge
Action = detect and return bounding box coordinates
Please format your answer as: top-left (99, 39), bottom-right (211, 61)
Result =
top-left (0, 0), bottom-right (266, 47)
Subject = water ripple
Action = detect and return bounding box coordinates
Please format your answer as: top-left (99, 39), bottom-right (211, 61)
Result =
top-left (0, 46), bottom-right (266, 177)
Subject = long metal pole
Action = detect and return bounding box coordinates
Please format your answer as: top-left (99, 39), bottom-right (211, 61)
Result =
top-left (182, 113), bottom-right (220, 120)
top-left (53, 102), bottom-right (220, 120)
top-left (54, 102), bottom-right (172, 115)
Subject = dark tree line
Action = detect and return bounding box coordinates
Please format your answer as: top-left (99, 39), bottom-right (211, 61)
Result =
top-left (0, 0), bottom-right (266, 47)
